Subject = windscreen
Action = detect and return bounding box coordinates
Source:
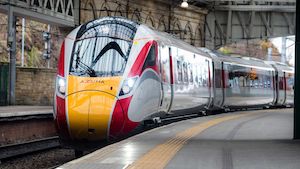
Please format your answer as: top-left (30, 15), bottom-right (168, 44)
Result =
top-left (70, 17), bottom-right (138, 77)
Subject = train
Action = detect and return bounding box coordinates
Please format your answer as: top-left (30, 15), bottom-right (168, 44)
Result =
top-left (53, 17), bottom-right (294, 151)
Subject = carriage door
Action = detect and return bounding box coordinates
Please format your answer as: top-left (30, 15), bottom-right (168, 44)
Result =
top-left (283, 71), bottom-right (287, 104)
top-left (159, 45), bottom-right (173, 113)
top-left (206, 59), bottom-right (213, 108)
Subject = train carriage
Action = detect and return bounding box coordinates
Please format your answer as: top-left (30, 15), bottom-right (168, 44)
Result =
top-left (220, 56), bottom-right (276, 109)
top-left (54, 17), bottom-right (212, 146)
top-left (54, 17), bottom-right (294, 151)
top-left (266, 61), bottom-right (294, 106)
top-left (156, 31), bottom-right (213, 116)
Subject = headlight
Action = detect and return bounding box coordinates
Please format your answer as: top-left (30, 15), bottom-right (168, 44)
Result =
top-left (119, 77), bottom-right (138, 96)
top-left (56, 76), bottom-right (66, 97)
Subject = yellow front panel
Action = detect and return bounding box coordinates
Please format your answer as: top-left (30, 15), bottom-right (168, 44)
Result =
top-left (67, 75), bottom-right (121, 140)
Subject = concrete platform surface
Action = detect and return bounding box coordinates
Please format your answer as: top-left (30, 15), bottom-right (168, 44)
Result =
top-left (0, 106), bottom-right (53, 118)
top-left (58, 108), bottom-right (300, 169)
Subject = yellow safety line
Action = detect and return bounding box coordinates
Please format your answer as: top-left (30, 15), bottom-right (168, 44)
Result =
top-left (126, 113), bottom-right (251, 169)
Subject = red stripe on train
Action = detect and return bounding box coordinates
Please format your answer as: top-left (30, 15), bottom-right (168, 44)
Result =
top-left (128, 41), bottom-right (159, 77)
top-left (169, 48), bottom-right (174, 85)
top-left (55, 96), bottom-right (70, 139)
top-left (58, 41), bottom-right (65, 77)
top-left (110, 41), bottom-right (159, 139)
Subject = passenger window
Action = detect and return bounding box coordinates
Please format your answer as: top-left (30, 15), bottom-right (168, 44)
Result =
top-left (183, 62), bottom-right (188, 83)
top-left (286, 73), bottom-right (294, 91)
top-left (198, 65), bottom-right (202, 86)
top-left (177, 60), bottom-right (183, 82)
top-left (239, 76), bottom-right (244, 87)
top-left (188, 63), bottom-right (193, 83)
top-left (203, 67), bottom-right (208, 87)
top-left (194, 64), bottom-right (198, 83)
top-left (143, 45), bottom-right (156, 70)
top-left (160, 46), bottom-right (170, 83)
top-left (279, 76), bottom-right (284, 90)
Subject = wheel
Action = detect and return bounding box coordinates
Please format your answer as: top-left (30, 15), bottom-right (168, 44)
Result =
top-left (75, 150), bottom-right (84, 158)
top-left (198, 110), bottom-right (206, 116)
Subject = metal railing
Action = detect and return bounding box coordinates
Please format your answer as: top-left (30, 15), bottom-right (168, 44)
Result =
top-left (0, 0), bottom-right (79, 27)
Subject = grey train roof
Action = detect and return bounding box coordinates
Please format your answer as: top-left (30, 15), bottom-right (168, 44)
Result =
top-left (199, 48), bottom-right (274, 70)
top-left (148, 26), bottom-right (211, 59)
top-left (81, 17), bottom-right (292, 72)
top-left (264, 61), bottom-right (294, 73)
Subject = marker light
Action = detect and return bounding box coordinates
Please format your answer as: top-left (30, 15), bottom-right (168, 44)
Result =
top-left (122, 85), bottom-right (131, 94)
top-left (119, 77), bottom-right (138, 96)
top-left (127, 78), bottom-right (135, 88)
top-left (181, 0), bottom-right (188, 8)
top-left (56, 76), bottom-right (66, 97)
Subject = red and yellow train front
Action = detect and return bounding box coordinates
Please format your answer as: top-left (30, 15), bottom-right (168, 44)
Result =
top-left (66, 75), bottom-right (121, 141)
top-left (54, 17), bottom-right (144, 144)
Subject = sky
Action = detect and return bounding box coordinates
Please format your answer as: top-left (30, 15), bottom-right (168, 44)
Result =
top-left (271, 36), bottom-right (295, 66)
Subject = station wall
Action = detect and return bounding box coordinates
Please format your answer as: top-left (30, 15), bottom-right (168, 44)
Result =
top-left (0, 0), bottom-right (209, 106)
top-left (80, 0), bottom-right (207, 47)
top-left (15, 67), bottom-right (56, 106)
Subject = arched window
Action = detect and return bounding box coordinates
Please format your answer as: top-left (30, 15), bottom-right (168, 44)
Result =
top-left (184, 22), bottom-right (194, 45)
top-left (90, 3), bottom-right (97, 19)
top-left (99, 1), bottom-right (111, 17)
top-left (114, 3), bottom-right (124, 17)
top-left (131, 9), bottom-right (142, 22)
top-left (172, 19), bottom-right (182, 39)
top-left (83, 0), bottom-right (97, 20)
top-left (195, 24), bottom-right (204, 47)
top-left (157, 16), bottom-right (167, 32)
top-left (145, 13), bottom-right (156, 28)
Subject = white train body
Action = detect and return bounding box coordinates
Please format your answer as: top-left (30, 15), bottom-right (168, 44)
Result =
top-left (54, 17), bottom-right (294, 149)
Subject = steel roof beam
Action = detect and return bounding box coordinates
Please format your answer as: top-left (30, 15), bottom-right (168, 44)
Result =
top-left (206, 0), bottom-right (295, 3)
top-left (0, 0), bottom-right (78, 27)
top-left (294, 0), bottom-right (300, 140)
top-left (214, 5), bottom-right (295, 12)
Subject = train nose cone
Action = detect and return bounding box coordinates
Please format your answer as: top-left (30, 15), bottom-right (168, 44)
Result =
top-left (67, 91), bottom-right (117, 141)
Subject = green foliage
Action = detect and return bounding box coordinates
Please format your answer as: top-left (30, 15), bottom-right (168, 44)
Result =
top-left (0, 54), bottom-right (8, 63)
top-left (27, 47), bottom-right (41, 67)
top-left (219, 47), bottom-right (232, 55)
top-left (0, 43), bottom-right (8, 62)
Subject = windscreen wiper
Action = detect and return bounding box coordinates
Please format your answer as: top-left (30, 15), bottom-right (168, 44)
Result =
top-left (91, 41), bottom-right (127, 68)
top-left (76, 57), bottom-right (97, 77)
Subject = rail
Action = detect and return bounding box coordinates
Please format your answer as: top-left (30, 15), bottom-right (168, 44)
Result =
top-left (0, 136), bottom-right (60, 160)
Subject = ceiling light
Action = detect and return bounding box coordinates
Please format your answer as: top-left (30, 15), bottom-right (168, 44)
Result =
top-left (181, 0), bottom-right (188, 8)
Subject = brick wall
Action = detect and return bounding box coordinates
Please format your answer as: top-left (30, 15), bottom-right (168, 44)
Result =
top-left (15, 67), bottom-right (56, 105)
top-left (80, 0), bottom-right (207, 47)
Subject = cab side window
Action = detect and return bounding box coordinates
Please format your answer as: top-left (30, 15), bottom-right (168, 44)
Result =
top-left (143, 45), bottom-right (156, 70)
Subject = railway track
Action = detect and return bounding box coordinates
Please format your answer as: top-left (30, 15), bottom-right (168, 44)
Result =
top-left (0, 136), bottom-right (60, 161)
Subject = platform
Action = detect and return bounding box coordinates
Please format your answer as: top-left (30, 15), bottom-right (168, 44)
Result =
top-left (0, 106), bottom-right (56, 147)
top-left (0, 106), bottom-right (53, 118)
top-left (58, 108), bottom-right (300, 169)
